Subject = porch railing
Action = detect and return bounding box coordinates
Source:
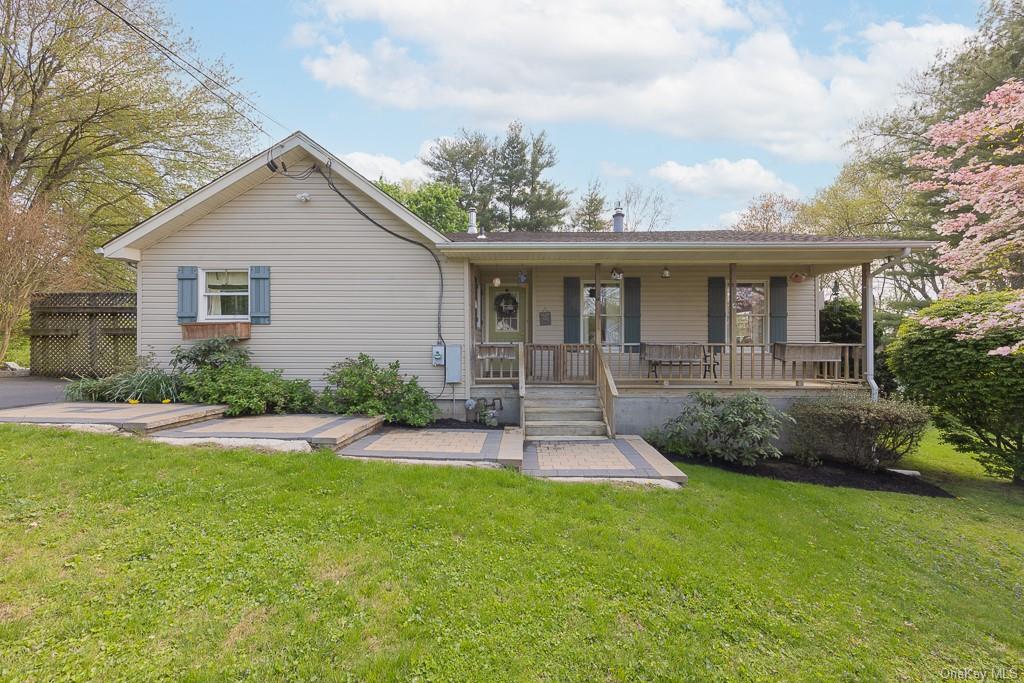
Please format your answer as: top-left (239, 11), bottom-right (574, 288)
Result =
top-left (595, 345), bottom-right (618, 437)
top-left (473, 342), bottom-right (866, 387)
top-left (524, 343), bottom-right (595, 384)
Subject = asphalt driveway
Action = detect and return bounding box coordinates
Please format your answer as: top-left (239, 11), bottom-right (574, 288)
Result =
top-left (0, 376), bottom-right (68, 409)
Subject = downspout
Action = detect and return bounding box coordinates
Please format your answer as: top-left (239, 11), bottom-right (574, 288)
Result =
top-left (864, 248), bottom-right (912, 401)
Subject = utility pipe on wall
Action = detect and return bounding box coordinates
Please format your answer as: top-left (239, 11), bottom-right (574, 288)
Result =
top-left (862, 263), bottom-right (878, 401)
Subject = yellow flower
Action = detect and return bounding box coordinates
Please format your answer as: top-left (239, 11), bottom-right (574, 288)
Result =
top-left (127, 399), bottom-right (140, 405)
top-left (161, 399), bottom-right (171, 404)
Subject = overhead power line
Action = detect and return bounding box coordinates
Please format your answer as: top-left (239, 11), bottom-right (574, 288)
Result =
top-left (91, 0), bottom-right (287, 137)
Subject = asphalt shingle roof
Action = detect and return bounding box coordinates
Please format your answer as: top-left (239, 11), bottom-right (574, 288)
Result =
top-left (445, 230), bottom-right (891, 243)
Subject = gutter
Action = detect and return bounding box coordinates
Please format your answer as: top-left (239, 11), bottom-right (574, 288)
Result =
top-left (436, 240), bottom-right (939, 252)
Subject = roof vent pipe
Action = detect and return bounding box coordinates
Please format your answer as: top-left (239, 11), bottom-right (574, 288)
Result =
top-left (467, 206), bottom-right (478, 234)
top-left (612, 204), bottom-right (625, 233)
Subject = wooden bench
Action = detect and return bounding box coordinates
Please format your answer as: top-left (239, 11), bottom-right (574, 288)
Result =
top-left (640, 343), bottom-right (720, 379)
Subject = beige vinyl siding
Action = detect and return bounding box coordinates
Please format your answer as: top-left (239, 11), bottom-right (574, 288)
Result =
top-left (527, 265), bottom-right (818, 344)
top-left (137, 155), bottom-right (466, 398)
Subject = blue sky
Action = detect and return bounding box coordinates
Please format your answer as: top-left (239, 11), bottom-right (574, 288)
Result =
top-left (167, 0), bottom-right (980, 228)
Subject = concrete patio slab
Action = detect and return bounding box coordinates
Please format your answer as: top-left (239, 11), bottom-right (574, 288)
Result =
top-left (153, 414), bottom-right (383, 447)
top-left (0, 402), bottom-right (226, 433)
top-left (151, 436), bottom-right (313, 453)
top-left (340, 428), bottom-right (508, 462)
top-left (522, 436), bottom-right (687, 484)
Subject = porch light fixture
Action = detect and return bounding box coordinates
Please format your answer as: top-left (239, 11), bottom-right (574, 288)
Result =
top-left (610, 267), bottom-right (623, 280)
top-left (517, 270), bottom-right (528, 284)
top-left (491, 277), bottom-right (502, 287)
top-left (789, 272), bottom-right (808, 284)
top-left (661, 267), bottom-right (671, 279)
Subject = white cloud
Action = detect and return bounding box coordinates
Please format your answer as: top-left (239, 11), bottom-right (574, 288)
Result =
top-left (295, 1), bottom-right (971, 162)
top-left (339, 150), bottom-right (430, 183)
top-left (718, 209), bottom-right (744, 226)
top-left (651, 158), bottom-right (798, 198)
top-left (599, 161), bottom-right (633, 178)
top-left (287, 22), bottom-right (321, 48)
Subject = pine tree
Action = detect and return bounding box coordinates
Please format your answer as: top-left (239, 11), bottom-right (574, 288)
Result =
top-left (569, 180), bottom-right (609, 231)
top-left (523, 130), bottom-right (570, 231)
top-left (491, 121), bottom-right (531, 231)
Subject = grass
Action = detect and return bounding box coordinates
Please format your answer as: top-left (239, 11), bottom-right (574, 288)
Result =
top-left (0, 426), bottom-right (1021, 682)
top-left (1, 329), bottom-right (29, 366)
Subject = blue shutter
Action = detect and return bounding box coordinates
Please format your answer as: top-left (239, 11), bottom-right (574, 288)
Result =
top-left (769, 276), bottom-right (788, 343)
top-left (623, 277), bottom-right (641, 353)
top-left (563, 277), bottom-right (580, 343)
top-left (176, 266), bottom-right (198, 323)
top-left (250, 265), bottom-right (271, 325)
top-left (707, 277), bottom-right (726, 344)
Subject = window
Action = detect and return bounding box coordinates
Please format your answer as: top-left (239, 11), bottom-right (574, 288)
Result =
top-left (583, 282), bottom-right (623, 349)
top-left (493, 291), bottom-right (520, 332)
top-left (199, 269), bottom-right (249, 321)
top-left (733, 282), bottom-right (767, 344)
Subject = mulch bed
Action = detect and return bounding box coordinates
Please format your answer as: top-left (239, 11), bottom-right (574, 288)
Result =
top-left (667, 453), bottom-right (954, 498)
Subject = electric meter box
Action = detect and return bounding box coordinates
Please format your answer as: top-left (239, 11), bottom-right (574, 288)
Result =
top-left (430, 344), bottom-right (462, 383)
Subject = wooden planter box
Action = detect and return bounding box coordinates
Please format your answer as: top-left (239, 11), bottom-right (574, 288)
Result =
top-left (772, 342), bottom-right (843, 363)
top-left (180, 322), bottom-right (251, 341)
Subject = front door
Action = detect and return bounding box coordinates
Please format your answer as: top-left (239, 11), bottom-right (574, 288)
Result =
top-left (487, 285), bottom-right (528, 343)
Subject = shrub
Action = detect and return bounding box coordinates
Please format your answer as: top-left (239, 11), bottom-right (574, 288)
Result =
top-left (64, 355), bottom-right (181, 403)
top-left (647, 391), bottom-right (792, 467)
top-left (888, 292), bottom-right (1024, 484)
top-left (320, 353), bottom-right (438, 426)
top-left (180, 365), bottom-right (317, 417)
top-left (788, 393), bottom-right (929, 471)
top-left (171, 336), bottom-right (250, 372)
top-left (819, 297), bottom-right (897, 397)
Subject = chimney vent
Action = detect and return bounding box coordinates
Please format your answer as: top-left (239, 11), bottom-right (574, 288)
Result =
top-left (612, 204), bottom-right (625, 233)
top-left (467, 206), bottom-right (478, 234)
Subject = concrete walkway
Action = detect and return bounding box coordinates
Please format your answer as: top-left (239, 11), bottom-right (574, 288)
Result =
top-left (0, 377), bottom-right (68, 409)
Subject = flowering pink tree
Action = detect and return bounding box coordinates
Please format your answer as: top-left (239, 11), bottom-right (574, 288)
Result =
top-left (910, 78), bottom-right (1024, 355)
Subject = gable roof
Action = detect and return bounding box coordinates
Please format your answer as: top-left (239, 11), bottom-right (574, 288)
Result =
top-left (99, 131), bottom-right (448, 261)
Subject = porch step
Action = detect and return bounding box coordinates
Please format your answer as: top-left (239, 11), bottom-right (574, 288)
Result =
top-left (525, 385), bottom-right (598, 399)
top-left (525, 397), bottom-right (600, 408)
top-left (525, 435), bottom-right (609, 442)
top-left (525, 406), bottom-right (603, 421)
top-left (523, 420), bottom-right (608, 437)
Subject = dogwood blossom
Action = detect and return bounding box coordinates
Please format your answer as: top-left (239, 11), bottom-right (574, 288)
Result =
top-left (909, 79), bottom-right (1024, 355)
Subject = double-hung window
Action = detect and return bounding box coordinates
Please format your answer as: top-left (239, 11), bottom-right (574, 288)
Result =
top-left (583, 281), bottom-right (623, 349)
top-left (733, 281), bottom-right (767, 345)
top-left (199, 269), bottom-right (249, 321)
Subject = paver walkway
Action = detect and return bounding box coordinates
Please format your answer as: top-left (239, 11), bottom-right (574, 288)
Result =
top-left (155, 414), bottom-right (382, 447)
top-left (341, 428), bottom-right (508, 462)
top-left (523, 436), bottom-right (687, 483)
top-left (0, 402), bottom-right (225, 432)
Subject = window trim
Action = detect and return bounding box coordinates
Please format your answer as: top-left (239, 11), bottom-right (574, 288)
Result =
top-left (730, 280), bottom-right (769, 346)
top-left (582, 280), bottom-right (624, 351)
top-left (197, 268), bottom-right (250, 322)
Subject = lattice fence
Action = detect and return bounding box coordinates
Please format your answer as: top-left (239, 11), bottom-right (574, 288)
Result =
top-left (29, 292), bottom-right (137, 377)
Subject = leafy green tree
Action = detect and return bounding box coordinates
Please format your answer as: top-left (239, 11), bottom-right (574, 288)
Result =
top-left (888, 291), bottom-right (1024, 484)
top-left (374, 179), bottom-right (468, 233)
top-left (1, 0), bottom-right (255, 288)
top-left (570, 180), bottom-right (609, 231)
top-left (420, 129), bottom-right (495, 221)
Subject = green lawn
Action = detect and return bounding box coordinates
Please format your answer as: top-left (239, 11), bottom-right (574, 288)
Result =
top-left (0, 329), bottom-right (29, 366)
top-left (0, 426), bottom-right (1021, 682)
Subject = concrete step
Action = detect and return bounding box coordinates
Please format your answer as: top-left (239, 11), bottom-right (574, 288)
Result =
top-left (525, 435), bottom-right (610, 442)
top-left (525, 406), bottom-right (603, 421)
top-left (525, 420), bottom-right (607, 437)
top-left (525, 385), bottom-right (598, 399)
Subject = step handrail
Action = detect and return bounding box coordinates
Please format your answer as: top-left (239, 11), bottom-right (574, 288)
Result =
top-left (595, 345), bottom-right (619, 438)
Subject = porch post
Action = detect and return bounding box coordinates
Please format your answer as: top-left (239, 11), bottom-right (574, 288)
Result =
top-left (593, 263), bottom-right (602, 347)
top-left (861, 263), bottom-right (878, 401)
top-left (728, 262), bottom-right (737, 385)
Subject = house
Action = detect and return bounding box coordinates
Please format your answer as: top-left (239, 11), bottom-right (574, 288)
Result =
top-left (100, 132), bottom-right (932, 438)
